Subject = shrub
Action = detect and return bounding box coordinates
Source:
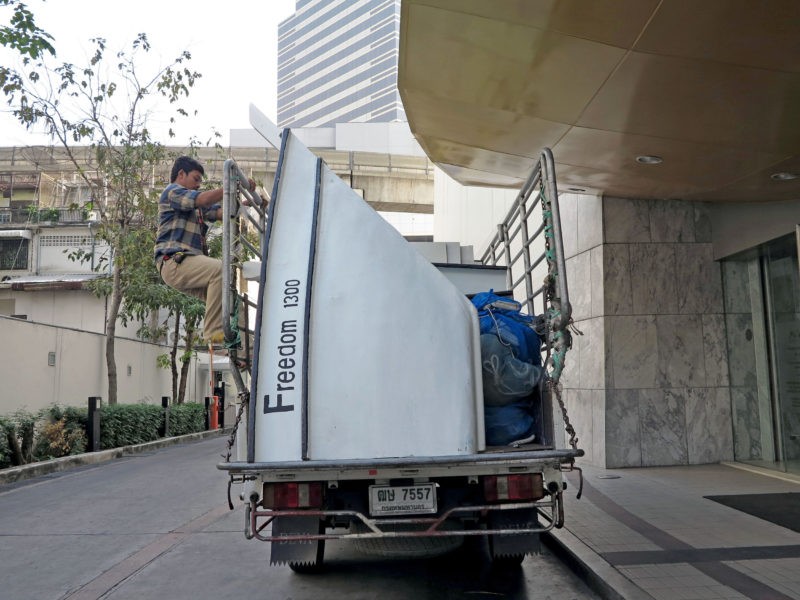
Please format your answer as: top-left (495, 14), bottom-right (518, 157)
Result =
top-left (32, 405), bottom-right (88, 460)
top-left (0, 410), bottom-right (38, 466)
top-left (168, 403), bottom-right (206, 436)
top-left (0, 418), bottom-right (11, 469)
top-left (99, 404), bottom-right (163, 449)
top-left (33, 420), bottom-right (87, 460)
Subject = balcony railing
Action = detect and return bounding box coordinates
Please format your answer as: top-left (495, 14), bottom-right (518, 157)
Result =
top-left (0, 207), bottom-right (89, 225)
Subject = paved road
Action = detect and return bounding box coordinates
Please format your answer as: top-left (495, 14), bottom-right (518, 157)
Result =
top-left (0, 437), bottom-right (599, 600)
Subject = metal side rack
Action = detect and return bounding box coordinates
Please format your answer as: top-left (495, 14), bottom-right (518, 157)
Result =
top-left (480, 148), bottom-right (578, 449)
top-left (220, 158), bottom-right (267, 397)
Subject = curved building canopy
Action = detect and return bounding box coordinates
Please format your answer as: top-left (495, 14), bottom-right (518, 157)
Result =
top-left (398, 0), bottom-right (800, 202)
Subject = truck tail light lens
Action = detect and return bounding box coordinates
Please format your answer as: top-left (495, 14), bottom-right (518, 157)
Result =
top-left (483, 474), bottom-right (545, 502)
top-left (262, 482), bottom-right (323, 508)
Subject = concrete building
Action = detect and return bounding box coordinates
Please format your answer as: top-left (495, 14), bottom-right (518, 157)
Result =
top-left (400, 0), bottom-right (800, 476)
top-left (278, 0), bottom-right (405, 127)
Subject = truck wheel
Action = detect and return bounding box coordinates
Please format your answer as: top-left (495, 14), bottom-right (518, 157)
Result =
top-left (288, 538), bottom-right (325, 574)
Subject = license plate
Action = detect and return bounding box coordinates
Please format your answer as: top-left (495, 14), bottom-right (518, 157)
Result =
top-left (369, 483), bottom-right (437, 516)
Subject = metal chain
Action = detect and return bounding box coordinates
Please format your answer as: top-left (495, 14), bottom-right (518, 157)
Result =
top-left (549, 378), bottom-right (578, 450)
top-left (224, 390), bottom-right (249, 462)
top-left (540, 185), bottom-right (580, 450)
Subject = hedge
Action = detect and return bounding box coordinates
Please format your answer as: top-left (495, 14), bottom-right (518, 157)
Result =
top-left (0, 402), bottom-right (209, 468)
top-left (168, 403), bottom-right (206, 437)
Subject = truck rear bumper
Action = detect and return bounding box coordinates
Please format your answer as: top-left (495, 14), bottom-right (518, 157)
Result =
top-left (245, 497), bottom-right (562, 543)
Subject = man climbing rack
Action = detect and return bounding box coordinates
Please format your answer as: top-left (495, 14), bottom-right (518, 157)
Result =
top-left (154, 155), bottom-right (257, 350)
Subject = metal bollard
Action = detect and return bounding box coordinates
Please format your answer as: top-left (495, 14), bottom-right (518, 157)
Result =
top-left (87, 396), bottom-right (101, 452)
top-left (213, 375), bottom-right (226, 429)
top-left (160, 396), bottom-right (170, 437)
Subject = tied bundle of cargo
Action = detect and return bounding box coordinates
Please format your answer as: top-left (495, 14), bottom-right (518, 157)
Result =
top-left (472, 291), bottom-right (545, 446)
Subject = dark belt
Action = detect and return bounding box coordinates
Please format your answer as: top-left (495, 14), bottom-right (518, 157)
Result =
top-left (158, 251), bottom-right (186, 272)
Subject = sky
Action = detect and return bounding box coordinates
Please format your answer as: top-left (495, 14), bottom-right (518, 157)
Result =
top-left (0, 0), bottom-right (296, 146)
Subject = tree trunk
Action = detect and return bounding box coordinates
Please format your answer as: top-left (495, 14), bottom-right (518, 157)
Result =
top-left (105, 261), bottom-right (124, 405)
top-left (170, 310), bottom-right (181, 402)
top-left (5, 427), bottom-right (25, 466)
top-left (177, 323), bottom-right (196, 404)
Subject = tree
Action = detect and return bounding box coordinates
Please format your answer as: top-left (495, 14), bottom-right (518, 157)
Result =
top-left (1, 33), bottom-right (202, 403)
top-left (0, 0), bottom-right (54, 59)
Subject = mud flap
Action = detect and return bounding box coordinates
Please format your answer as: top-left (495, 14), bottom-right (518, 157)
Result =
top-left (487, 508), bottom-right (541, 558)
top-left (269, 515), bottom-right (324, 567)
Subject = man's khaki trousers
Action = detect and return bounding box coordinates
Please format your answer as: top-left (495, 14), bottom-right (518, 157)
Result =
top-left (159, 254), bottom-right (223, 342)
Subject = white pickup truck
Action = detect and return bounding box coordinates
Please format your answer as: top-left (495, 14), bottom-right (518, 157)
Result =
top-left (217, 106), bottom-right (582, 571)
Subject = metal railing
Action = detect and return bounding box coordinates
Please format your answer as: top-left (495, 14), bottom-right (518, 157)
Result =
top-left (480, 148), bottom-right (571, 327)
top-left (0, 207), bottom-right (88, 225)
top-left (221, 158), bottom-right (268, 396)
top-left (479, 148), bottom-right (572, 382)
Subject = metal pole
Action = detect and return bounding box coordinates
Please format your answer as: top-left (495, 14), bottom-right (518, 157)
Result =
top-left (87, 396), bottom-right (101, 452)
top-left (161, 396), bottom-right (170, 437)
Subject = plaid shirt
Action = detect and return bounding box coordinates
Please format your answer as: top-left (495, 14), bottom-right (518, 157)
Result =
top-left (154, 183), bottom-right (220, 260)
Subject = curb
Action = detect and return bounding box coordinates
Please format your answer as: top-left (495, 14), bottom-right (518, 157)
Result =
top-left (543, 528), bottom-right (651, 600)
top-left (0, 428), bottom-right (231, 485)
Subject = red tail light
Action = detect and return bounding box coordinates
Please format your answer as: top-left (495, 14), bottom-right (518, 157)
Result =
top-left (262, 482), bottom-right (323, 508)
top-left (483, 474), bottom-right (544, 502)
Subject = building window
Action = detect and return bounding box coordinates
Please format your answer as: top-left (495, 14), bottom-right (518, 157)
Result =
top-left (0, 238), bottom-right (29, 270)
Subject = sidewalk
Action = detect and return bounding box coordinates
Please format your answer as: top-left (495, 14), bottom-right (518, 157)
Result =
top-left (0, 428), bottom-right (229, 485)
top-left (546, 462), bottom-right (800, 600)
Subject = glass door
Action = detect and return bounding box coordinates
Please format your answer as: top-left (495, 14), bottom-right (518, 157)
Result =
top-left (723, 231), bottom-right (800, 474)
top-left (765, 231), bottom-right (800, 472)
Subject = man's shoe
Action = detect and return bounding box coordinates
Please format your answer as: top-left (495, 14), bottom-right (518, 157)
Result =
top-left (205, 330), bottom-right (225, 345)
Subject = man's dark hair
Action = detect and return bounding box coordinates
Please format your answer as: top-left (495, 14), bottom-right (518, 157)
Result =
top-left (170, 156), bottom-right (205, 182)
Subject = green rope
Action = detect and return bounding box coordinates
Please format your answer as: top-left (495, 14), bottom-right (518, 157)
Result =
top-left (225, 292), bottom-right (243, 350)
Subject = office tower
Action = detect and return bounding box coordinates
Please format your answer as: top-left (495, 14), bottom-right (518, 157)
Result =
top-left (278, 0), bottom-right (405, 127)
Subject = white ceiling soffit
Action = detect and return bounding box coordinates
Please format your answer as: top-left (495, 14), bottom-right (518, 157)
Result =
top-left (398, 0), bottom-right (800, 202)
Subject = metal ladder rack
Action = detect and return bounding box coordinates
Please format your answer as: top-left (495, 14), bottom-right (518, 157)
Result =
top-left (479, 148), bottom-right (578, 450)
top-left (479, 147), bottom-right (572, 378)
top-left (220, 158), bottom-right (267, 397)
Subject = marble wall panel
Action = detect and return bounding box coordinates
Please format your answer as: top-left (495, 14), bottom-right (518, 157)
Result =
top-left (730, 387), bottom-right (762, 460)
top-left (641, 389), bottom-right (688, 466)
top-left (566, 389), bottom-right (593, 463)
top-left (725, 313), bottom-right (757, 388)
top-left (656, 314), bottom-right (705, 388)
top-left (674, 243), bottom-right (724, 314)
top-left (578, 317), bottom-right (605, 390)
top-left (694, 203), bottom-right (712, 243)
top-left (591, 389), bottom-right (607, 467)
top-left (603, 244), bottom-right (633, 315)
top-left (605, 389), bottom-right (643, 467)
top-left (577, 193), bottom-right (603, 253)
top-left (609, 315), bottom-right (658, 389)
top-left (567, 251), bottom-right (591, 322)
top-left (590, 246), bottom-right (604, 318)
top-left (721, 260), bottom-right (753, 313)
top-left (630, 243), bottom-right (678, 314)
top-left (702, 314), bottom-right (730, 387)
top-left (560, 193), bottom-right (579, 259)
top-left (603, 197), bottom-right (651, 243)
top-left (650, 199), bottom-right (696, 243)
top-left (686, 387), bottom-right (734, 464)
top-left (559, 341), bottom-right (579, 390)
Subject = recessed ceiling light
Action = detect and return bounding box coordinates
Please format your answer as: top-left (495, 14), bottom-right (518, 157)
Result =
top-left (770, 172), bottom-right (798, 181)
top-left (636, 155), bottom-right (663, 165)
top-left (567, 187), bottom-right (586, 192)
